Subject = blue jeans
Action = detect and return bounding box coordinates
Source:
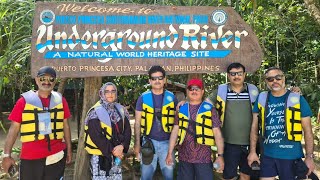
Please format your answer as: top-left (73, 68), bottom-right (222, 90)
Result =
top-left (140, 139), bottom-right (174, 180)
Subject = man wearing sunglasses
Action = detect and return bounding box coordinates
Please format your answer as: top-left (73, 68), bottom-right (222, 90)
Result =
top-left (166, 78), bottom-right (224, 180)
top-left (207, 62), bottom-right (259, 180)
top-left (1, 66), bottom-right (72, 180)
top-left (248, 67), bottom-right (315, 179)
top-left (134, 65), bottom-right (178, 180)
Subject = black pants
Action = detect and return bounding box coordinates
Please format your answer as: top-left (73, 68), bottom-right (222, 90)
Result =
top-left (19, 150), bottom-right (67, 180)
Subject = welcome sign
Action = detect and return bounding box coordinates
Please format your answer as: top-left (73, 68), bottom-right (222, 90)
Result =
top-left (31, 2), bottom-right (263, 78)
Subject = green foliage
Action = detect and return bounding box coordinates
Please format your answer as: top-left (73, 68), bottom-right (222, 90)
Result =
top-left (244, 0), bottom-right (320, 116)
top-left (0, 0), bottom-right (34, 99)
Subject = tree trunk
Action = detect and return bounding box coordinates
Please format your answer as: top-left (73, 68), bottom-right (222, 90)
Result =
top-left (57, 78), bottom-right (68, 94)
top-left (73, 77), bottom-right (102, 180)
top-left (304, 0), bottom-right (320, 25)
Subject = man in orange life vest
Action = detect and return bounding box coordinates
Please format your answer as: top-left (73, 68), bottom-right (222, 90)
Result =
top-left (1, 66), bottom-right (72, 180)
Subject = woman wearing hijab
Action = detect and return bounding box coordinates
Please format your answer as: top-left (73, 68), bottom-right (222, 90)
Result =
top-left (84, 82), bottom-right (132, 179)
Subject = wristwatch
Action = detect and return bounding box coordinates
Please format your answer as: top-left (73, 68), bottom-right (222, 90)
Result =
top-left (306, 153), bottom-right (315, 159)
top-left (2, 153), bottom-right (11, 158)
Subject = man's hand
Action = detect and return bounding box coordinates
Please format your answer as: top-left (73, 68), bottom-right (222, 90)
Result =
top-left (305, 157), bottom-right (315, 176)
top-left (134, 144), bottom-right (141, 161)
top-left (176, 101), bottom-right (186, 111)
top-left (1, 157), bottom-right (15, 173)
top-left (247, 152), bottom-right (260, 167)
top-left (112, 145), bottom-right (124, 158)
top-left (165, 153), bottom-right (174, 166)
top-left (290, 86), bottom-right (302, 94)
top-left (66, 148), bottom-right (72, 164)
top-left (213, 156), bottom-right (224, 171)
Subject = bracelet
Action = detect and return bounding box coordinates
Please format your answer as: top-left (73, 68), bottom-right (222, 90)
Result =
top-left (217, 153), bottom-right (223, 157)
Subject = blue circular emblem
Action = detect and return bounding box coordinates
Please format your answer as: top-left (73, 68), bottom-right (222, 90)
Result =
top-left (211, 10), bottom-right (228, 25)
top-left (40, 10), bottom-right (55, 25)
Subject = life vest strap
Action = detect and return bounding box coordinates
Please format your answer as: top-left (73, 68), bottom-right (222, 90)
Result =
top-left (102, 127), bottom-right (112, 139)
top-left (46, 134), bottom-right (51, 151)
top-left (142, 108), bottom-right (153, 136)
top-left (34, 108), bottom-right (40, 140)
top-left (178, 117), bottom-right (189, 123)
top-left (165, 123), bottom-right (174, 127)
top-left (194, 122), bottom-right (212, 129)
top-left (84, 128), bottom-right (100, 150)
top-left (48, 108), bottom-right (64, 113)
top-left (20, 131), bottom-right (39, 136)
top-left (51, 129), bottom-right (64, 133)
top-left (195, 134), bottom-right (214, 139)
top-left (21, 120), bottom-right (36, 124)
top-left (165, 107), bottom-right (175, 111)
top-left (216, 100), bottom-right (223, 116)
top-left (23, 110), bottom-right (48, 113)
top-left (201, 114), bottom-right (211, 119)
top-left (85, 142), bottom-right (99, 150)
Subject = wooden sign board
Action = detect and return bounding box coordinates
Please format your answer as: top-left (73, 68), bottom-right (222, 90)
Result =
top-left (31, 2), bottom-right (263, 78)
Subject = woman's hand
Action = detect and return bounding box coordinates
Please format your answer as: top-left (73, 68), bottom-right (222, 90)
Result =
top-left (112, 144), bottom-right (124, 158)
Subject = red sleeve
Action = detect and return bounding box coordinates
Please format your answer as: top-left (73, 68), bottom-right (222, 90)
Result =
top-left (8, 97), bottom-right (26, 123)
top-left (62, 97), bottom-right (71, 119)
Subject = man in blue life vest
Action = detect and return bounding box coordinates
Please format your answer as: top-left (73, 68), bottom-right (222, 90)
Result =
top-left (248, 67), bottom-right (315, 179)
top-left (207, 62), bottom-right (259, 180)
top-left (1, 66), bottom-right (72, 180)
top-left (134, 65), bottom-right (178, 180)
top-left (166, 78), bottom-right (224, 180)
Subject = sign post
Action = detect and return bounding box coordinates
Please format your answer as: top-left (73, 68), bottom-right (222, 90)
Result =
top-left (32, 2), bottom-right (263, 78)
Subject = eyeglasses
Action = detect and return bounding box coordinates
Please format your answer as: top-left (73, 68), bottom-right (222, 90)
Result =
top-left (150, 76), bottom-right (164, 81)
top-left (39, 76), bottom-right (55, 83)
top-left (188, 86), bottom-right (201, 92)
top-left (229, 71), bottom-right (244, 76)
top-left (104, 90), bottom-right (116, 94)
top-left (266, 75), bottom-right (283, 82)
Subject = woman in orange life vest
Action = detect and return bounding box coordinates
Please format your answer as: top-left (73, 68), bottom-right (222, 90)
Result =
top-left (84, 82), bottom-right (131, 179)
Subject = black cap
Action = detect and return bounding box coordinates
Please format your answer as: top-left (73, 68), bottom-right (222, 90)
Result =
top-left (37, 66), bottom-right (56, 78)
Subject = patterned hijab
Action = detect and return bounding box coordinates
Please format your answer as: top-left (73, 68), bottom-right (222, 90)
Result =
top-left (85, 82), bottom-right (122, 125)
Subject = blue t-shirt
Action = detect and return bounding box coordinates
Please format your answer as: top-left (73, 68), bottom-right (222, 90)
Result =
top-left (136, 91), bottom-right (178, 141)
top-left (253, 91), bottom-right (312, 159)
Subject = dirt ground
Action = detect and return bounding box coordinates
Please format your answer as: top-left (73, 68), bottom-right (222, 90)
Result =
top-left (0, 113), bottom-right (319, 179)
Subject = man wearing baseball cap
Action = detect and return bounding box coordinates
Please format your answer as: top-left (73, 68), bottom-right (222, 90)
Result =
top-left (166, 78), bottom-right (224, 180)
top-left (1, 66), bottom-right (72, 180)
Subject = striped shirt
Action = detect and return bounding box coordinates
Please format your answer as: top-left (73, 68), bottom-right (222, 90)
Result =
top-left (226, 86), bottom-right (250, 101)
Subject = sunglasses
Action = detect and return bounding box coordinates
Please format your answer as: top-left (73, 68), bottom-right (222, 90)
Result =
top-left (150, 76), bottom-right (164, 81)
top-left (229, 71), bottom-right (243, 76)
top-left (39, 76), bottom-right (55, 83)
top-left (104, 90), bottom-right (116, 94)
top-left (188, 86), bottom-right (201, 92)
top-left (266, 75), bottom-right (283, 82)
